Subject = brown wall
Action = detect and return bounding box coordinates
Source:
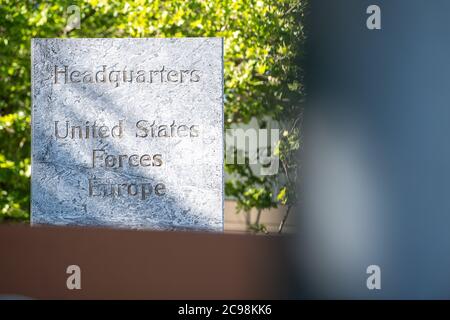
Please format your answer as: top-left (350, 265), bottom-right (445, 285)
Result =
top-left (224, 200), bottom-right (295, 233)
top-left (0, 225), bottom-right (293, 299)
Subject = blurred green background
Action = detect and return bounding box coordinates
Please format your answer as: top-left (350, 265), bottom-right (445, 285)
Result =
top-left (0, 0), bottom-right (305, 232)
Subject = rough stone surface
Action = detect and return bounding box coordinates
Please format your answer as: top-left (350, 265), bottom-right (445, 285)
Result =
top-left (31, 38), bottom-right (224, 231)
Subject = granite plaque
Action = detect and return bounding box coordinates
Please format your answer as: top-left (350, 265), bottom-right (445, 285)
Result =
top-left (31, 38), bottom-right (223, 231)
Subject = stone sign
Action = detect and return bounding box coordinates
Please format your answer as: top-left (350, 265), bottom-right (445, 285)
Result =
top-left (31, 38), bottom-right (223, 231)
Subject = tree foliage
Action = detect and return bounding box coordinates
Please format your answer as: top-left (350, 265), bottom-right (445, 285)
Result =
top-left (0, 0), bottom-right (306, 229)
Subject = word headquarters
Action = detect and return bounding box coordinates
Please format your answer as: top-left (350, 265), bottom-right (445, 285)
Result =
top-left (53, 65), bottom-right (201, 87)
